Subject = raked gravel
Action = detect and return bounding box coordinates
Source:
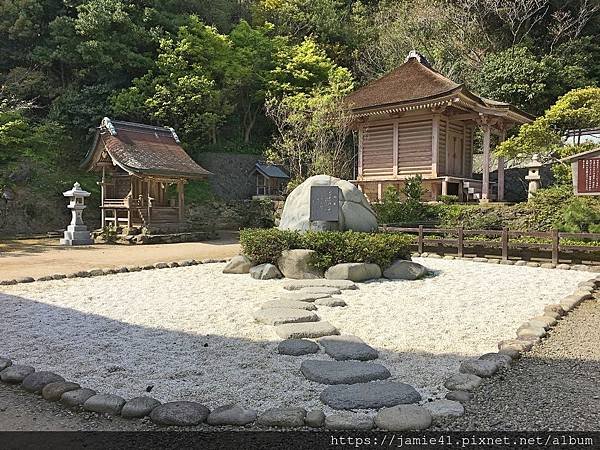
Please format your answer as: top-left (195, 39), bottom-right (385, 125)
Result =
top-left (0, 259), bottom-right (590, 415)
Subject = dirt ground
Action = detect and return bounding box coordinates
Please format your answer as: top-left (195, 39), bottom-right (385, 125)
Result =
top-left (0, 232), bottom-right (241, 280)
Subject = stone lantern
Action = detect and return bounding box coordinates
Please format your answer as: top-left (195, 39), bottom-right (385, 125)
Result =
top-left (60, 182), bottom-right (93, 246)
top-left (525, 154), bottom-right (542, 200)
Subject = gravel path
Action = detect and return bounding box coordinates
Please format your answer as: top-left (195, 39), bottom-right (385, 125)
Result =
top-left (438, 296), bottom-right (600, 431)
top-left (0, 259), bottom-right (590, 415)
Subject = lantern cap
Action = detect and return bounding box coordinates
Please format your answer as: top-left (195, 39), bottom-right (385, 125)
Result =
top-left (63, 182), bottom-right (91, 198)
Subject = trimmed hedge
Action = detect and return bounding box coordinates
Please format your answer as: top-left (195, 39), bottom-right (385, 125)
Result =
top-left (239, 228), bottom-right (413, 271)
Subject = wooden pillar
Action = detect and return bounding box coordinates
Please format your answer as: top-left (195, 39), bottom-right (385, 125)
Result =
top-left (392, 120), bottom-right (399, 176)
top-left (357, 126), bottom-right (364, 177)
top-left (377, 182), bottom-right (382, 201)
top-left (147, 179), bottom-right (152, 223)
top-left (497, 129), bottom-right (506, 202)
top-left (441, 179), bottom-right (448, 196)
top-left (481, 124), bottom-right (491, 202)
top-left (431, 114), bottom-right (440, 177)
top-left (177, 181), bottom-right (184, 222)
top-left (100, 166), bottom-right (106, 228)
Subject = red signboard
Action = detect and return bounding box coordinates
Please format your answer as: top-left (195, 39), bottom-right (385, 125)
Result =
top-left (577, 158), bottom-right (600, 194)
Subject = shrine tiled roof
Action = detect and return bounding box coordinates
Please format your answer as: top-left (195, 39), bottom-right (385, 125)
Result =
top-left (82, 118), bottom-right (211, 179)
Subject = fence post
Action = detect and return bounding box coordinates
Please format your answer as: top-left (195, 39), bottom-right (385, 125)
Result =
top-left (418, 225), bottom-right (424, 254)
top-left (457, 226), bottom-right (464, 257)
top-left (501, 227), bottom-right (509, 261)
top-left (552, 229), bottom-right (559, 265)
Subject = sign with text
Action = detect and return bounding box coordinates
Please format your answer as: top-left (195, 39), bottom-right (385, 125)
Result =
top-left (310, 186), bottom-right (340, 222)
top-left (577, 158), bottom-right (600, 194)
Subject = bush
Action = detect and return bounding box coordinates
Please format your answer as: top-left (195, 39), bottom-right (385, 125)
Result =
top-left (239, 228), bottom-right (413, 270)
top-left (372, 176), bottom-right (434, 224)
top-left (438, 195), bottom-right (458, 204)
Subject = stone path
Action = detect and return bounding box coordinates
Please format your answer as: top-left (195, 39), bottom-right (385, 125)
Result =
top-left (252, 280), bottom-right (423, 413)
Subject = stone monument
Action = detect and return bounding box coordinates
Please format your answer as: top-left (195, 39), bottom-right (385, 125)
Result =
top-left (279, 175), bottom-right (378, 232)
top-left (60, 182), bottom-right (93, 246)
top-left (525, 154), bottom-right (542, 200)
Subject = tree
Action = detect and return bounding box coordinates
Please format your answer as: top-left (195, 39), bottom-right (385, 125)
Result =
top-left (496, 87), bottom-right (600, 182)
top-left (265, 38), bottom-right (355, 181)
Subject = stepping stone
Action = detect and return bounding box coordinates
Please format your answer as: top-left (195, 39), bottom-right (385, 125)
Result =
top-left (374, 405), bottom-right (432, 431)
top-left (0, 365), bottom-right (35, 383)
top-left (207, 404), bottom-right (257, 426)
top-left (42, 382), bottom-right (80, 401)
top-left (443, 373), bottom-right (482, 392)
top-left (277, 339), bottom-right (320, 356)
top-left (325, 412), bottom-right (373, 430)
top-left (319, 335), bottom-right (378, 361)
top-left (283, 279), bottom-right (357, 291)
top-left (280, 292), bottom-right (331, 302)
top-left (305, 409), bottom-right (325, 427)
top-left (445, 390), bottom-right (474, 403)
top-left (314, 297), bottom-right (347, 307)
top-left (61, 388), bottom-right (97, 408)
top-left (320, 381), bottom-right (421, 410)
top-left (298, 287), bottom-right (342, 295)
top-left (121, 396), bottom-right (161, 419)
top-left (422, 400), bottom-right (464, 420)
top-left (459, 359), bottom-right (499, 378)
top-left (22, 371), bottom-right (65, 393)
top-left (301, 360), bottom-right (390, 384)
top-left (83, 394), bottom-right (126, 415)
top-left (275, 321), bottom-right (339, 339)
top-left (257, 407), bottom-right (306, 428)
top-left (150, 401), bottom-right (210, 426)
top-left (253, 308), bottom-right (319, 326)
top-left (260, 300), bottom-right (316, 311)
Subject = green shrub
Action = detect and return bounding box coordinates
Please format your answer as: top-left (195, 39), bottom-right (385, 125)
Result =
top-left (556, 197), bottom-right (600, 232)
top-left (438, 194), bottom-right (459, 204)
top-left (372, 176), bottom-right (434, 224)
top-left (239, 228), bottom-right (413, 270)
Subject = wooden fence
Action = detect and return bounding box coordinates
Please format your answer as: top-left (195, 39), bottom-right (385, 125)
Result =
top-left (381, 226), bottom-right (600, 265)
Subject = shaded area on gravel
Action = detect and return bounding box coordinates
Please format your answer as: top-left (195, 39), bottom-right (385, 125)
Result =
top-left (436, 298), bottom-right (600, 431)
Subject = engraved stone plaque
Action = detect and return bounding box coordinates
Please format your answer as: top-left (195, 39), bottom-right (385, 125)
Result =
top-left (310, 186), bottom-right (340, 222)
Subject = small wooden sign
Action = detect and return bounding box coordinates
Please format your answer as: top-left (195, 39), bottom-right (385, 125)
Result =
top-left (310, 186), bottom-right (340, 222)
top-left (577, 158), bottom-right (600, 194)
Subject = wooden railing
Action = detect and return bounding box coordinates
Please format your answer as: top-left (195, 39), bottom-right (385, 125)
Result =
top-left (381, 225), bottom-right (600, 264)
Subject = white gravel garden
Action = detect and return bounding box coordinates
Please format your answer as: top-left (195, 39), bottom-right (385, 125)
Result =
top-left (0, 258), bottom-right (591, 418)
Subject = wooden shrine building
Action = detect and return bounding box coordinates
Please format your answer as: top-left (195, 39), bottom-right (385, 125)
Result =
top-left (347, 51), bottom-right (534, 202)
top-left (81, 118), bottom-right (211, 230)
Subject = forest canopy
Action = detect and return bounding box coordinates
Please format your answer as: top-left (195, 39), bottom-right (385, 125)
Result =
top-left (1, 0), bottom-right (599, 191)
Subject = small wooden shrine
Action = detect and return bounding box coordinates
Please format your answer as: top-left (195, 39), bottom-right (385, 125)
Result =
top-left (346, 51), bottom-right (534, 202)
top-left (81, 118), bottom-right (211, 230)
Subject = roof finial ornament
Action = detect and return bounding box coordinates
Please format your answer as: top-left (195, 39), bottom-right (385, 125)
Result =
top-left (405, 50), bottom-right (432, 69)
top-left (101, 117), bottom-right (117, 136)
top-left (167, 127), bottom-right (181, 144)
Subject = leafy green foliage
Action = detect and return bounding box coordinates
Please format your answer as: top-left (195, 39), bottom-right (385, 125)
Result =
top-left (239, 228), bottom-right (413, 270)
top-left (372, 176), bottom-right (434, 224)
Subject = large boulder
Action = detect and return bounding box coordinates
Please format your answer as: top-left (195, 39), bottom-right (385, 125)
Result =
top-left (249, 263), bottom-right (282, 280)
top-left (277, 249), bottom-right (323, 279)
top-left (325, 263), bottom-right (382, 282)
top-left (383, 260), bottom-right (428, 280)
top-left (223, 255), bottom-right (252, 274)
top-left (278, 175), bottom-right (378, 232)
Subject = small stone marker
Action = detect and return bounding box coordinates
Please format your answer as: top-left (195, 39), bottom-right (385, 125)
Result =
top-left (42, 382), bottom-right (81, 402)
top-left (206, 404), bottom-right (257, 426)
top-left (277, 339), bottom-right (320, 356)
top-left (300, 360), bottom-right (390, 384)
top-left (422, 399), bottom-right (465, 420)
top-left (374, 405), bottom-right (432, 431)
top-left (121, 396), bottom-right (161, 419)
top-left (257, 407), bottom-right (306, 428)
top-left (22, 371), bottom-right (65, 393)
top-left (253, 308), bottom-right (319, 326)
top-left (275, 321), bottom-right (339, 339)
top-left (150, 401), bottom-right (210, 426)
top-left (83, 394), bottom-right (126, 415)
top-left (324, 413), bottom-right (373, 430)
top-left (443, 373), bottom-right (482, 392)
top-left (0, 365), bottom-right (35, 383)
top-left (61, 388), bottom-right (97, 407)
top-left (320, 381), bottom-right (421, 410)
top-left (319, 335), bottom-right (378, 361)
